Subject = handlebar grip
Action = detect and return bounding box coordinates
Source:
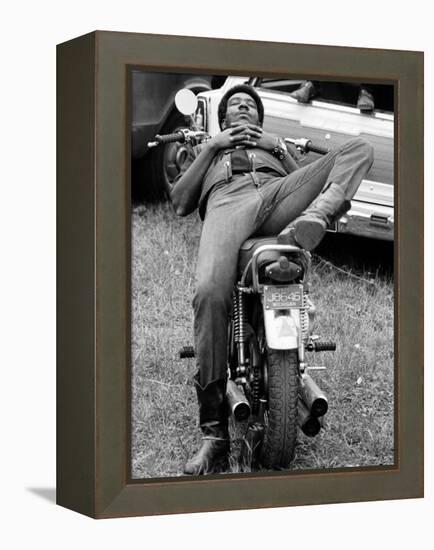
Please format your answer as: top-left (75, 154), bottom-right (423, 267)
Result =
top-left (306, 143), bottom-right (329, 156)
top-left (155, 131), bottom-right (185, 144)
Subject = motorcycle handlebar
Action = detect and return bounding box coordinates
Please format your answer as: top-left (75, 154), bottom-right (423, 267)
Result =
top-left (155, 131), bottom-right (185, 145)
top-left (149, 132), bottom-right (329, 154)
top-left (148, 129), bottom-right (208, 148)
top-left (285, 138), bottom-right (329, 156)
top-left (306, 143), bottom-right (329, 155)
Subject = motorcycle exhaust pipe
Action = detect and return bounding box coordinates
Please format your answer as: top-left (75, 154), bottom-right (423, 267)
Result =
top-left (299, 374), bottom-right (328, 417)
top-left (297, 399), bottom-right (321, 437)
top-left (226, 380), bottom-right (251, 421)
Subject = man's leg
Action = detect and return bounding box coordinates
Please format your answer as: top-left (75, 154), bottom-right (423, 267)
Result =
top-left (193, 181), bottom-right (262, 388)
top-left (257, 137), bottom-right (374, 247)
top-left (184, 177), bottom-right (262, 475)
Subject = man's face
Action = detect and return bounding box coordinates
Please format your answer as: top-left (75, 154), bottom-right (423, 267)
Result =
top-left (223, 92), bottom-right (260, 128)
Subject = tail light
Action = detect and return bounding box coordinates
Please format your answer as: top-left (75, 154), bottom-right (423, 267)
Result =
top-left (264, 256), bottom-right (303, 283)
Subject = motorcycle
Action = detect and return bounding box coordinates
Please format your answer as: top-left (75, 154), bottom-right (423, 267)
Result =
top-left (148, 89), bottom-right (336, 470)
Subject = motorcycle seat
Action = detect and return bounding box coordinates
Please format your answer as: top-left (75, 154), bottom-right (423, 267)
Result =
top-left (237, 236), bottom-right (282, 279)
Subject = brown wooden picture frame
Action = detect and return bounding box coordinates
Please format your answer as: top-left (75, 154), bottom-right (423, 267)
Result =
top-left (57, 31), bottom-right (423, 519)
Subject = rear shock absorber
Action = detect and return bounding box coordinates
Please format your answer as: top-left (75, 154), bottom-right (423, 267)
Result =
top-left (301, 290), bottom-right (310, 343)
top-left (233, 286), bottom-right (248, 378)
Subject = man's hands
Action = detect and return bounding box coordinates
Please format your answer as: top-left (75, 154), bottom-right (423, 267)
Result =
top-left (208, 122), bottom-right (277, 152)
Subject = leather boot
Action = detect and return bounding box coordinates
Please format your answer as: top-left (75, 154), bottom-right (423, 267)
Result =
top-left (277, 183), bottom-right (351, 251)
top-left (289, 81), bottom-right (316, 103)
top-left (183, 377), bottom-right (230, 475)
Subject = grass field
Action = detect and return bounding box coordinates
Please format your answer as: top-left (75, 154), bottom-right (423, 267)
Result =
top-left (131, 202), bottom-right (394, 478)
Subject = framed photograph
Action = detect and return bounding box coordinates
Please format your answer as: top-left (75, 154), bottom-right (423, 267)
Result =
top-left (57, 31), bottom-right (423, 518)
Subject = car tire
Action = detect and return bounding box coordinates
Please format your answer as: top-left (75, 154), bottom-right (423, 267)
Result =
top-left (140, 109), bottom-right (189, 202)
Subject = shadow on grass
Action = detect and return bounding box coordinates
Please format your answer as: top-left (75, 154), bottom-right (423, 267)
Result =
top-left (315, 233), bottom-right (394, 277)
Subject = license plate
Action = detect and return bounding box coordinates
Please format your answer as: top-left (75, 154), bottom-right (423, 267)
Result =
top-left (263, 284), bottom-right (304, 310)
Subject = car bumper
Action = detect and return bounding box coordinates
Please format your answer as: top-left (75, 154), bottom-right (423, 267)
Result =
top-left (332, 200), bottom-right (394, 241)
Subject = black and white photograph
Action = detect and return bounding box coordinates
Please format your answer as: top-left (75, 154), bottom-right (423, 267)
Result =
top-left (2, 0), bottom-right (431, 538)
top-left (130, 70), bottom-right (395, 479)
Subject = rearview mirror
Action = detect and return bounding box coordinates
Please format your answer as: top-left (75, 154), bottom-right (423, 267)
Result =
top-left (174, 89), bottom-right (198, 116)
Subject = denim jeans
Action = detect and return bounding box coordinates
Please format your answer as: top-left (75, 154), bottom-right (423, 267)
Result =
top-left (192, 137), bottom-right (374, 388)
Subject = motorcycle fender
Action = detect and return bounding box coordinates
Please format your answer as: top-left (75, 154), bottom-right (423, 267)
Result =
top-left (263, 308), bottom-right (300, 350)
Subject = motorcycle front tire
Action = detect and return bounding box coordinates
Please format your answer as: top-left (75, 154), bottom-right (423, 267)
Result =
top-left (260, 347), bottom-right (298, 469)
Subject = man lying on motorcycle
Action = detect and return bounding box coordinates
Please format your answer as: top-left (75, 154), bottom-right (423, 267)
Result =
top-left (171, 84), bottom-right (374, 475)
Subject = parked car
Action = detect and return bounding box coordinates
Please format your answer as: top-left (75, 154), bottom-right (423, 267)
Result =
top-left (131, 70), bottom-right (226, 201)
top-left (195, 76), bottom-right (394, 241)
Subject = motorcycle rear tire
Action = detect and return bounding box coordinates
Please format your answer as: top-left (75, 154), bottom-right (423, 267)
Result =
top-left (260, 348), bottom-right (298, 469)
